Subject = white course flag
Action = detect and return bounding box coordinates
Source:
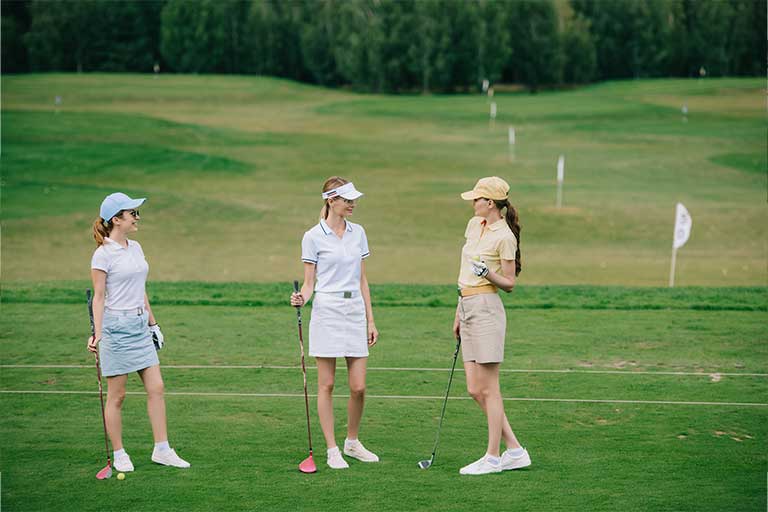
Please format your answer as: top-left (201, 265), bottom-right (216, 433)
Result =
top-left (508, 126), bottom-right (516, 145)
top-left (673, 202), bottom-right (692, 249)
top-left (490, 102), bottom-right (497, 119)
top-left (669, 202), bottom-right (692, 287)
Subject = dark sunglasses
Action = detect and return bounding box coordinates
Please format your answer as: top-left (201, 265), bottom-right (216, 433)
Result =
top-left (122, 210), bottom-right (140, 218)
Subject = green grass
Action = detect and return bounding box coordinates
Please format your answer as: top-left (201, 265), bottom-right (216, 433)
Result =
top-left (2, 74), bottom-right (766, 285)
top-left (1, 283), bottom-right (767, 511)
top-left (1, 74), bottom-right (766, 509)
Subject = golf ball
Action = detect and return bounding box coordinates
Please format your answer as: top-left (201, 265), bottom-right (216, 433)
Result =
top-left (117, 473), bottom-right (125, 480)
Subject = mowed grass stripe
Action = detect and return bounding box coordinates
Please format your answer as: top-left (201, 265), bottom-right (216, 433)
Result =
top-left (3, 364), bottom-right (767, 377)
top-left (2, 301), bottom-right (765, 373)
top-left (3, 367), bottom-right (765, 405)
top-left (3, 282), bottom-right (766, 311)
top-left (2, 389), bottom-right (767, 408)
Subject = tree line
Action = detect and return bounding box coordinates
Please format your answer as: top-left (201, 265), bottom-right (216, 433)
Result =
top-left (3, 0), bottom-right (765, 92)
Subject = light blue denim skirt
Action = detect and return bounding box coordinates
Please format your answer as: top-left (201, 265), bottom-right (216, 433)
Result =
top-left (99, 310), bottom-right (159, 377)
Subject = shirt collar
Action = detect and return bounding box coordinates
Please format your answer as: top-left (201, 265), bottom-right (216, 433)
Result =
top-left (319, 219), bottom-right (352, 235)
top-left (104, 237), bottom-right (130, 249)
top-left (481, 218), bottom-right (506, 231)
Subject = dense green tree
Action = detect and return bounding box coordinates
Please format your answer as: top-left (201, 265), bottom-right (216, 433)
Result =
top-left (9, 0), bottom-right (767, 89)
top-left (248, 0), bottom-right (307, 79)
top-left (476, 0), bottom-right (512, 87)
top-left (161, 0), bottom-right (251, 73)
top-left (2, 0), bottom-right (31, 72)
top-left (24, 0), bottom-right (163, 72)
top-left (503, 0), bottom-right (562, 90)
top-left (561, 12), bottom-right (596, 83)
top-left (299, 0), bottom-right (342, 86)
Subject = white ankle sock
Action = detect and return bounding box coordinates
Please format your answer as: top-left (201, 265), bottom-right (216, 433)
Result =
top-left (507, 447), bottom-right (525, 457)
top-left (114, 448), bottom-right (127, 459)
top-left (327, 446), bottom-right (340, 457)
top-left (154, 441), bottom-right (170, 452)
top-left (486, 454), bottom-right (500, 465)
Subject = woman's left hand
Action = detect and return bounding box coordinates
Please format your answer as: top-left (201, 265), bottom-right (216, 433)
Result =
top-left (367, 322), bottom-right (379, 347)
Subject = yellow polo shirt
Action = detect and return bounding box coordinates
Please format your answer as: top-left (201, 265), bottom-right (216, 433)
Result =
top-left (458, 217), bottom-right (517, 289)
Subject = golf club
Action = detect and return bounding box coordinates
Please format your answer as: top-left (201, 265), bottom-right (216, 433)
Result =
top-left (87, 289), bottom-right (113, 480)
top-left (293, 280), bottom-right (317, 474)
top-left (418, 335), bottom-right (462, 470)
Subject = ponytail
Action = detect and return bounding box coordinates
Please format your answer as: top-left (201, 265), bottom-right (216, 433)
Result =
top-left (92, 217), bottom-right (111, 246)
top-left (319, 201), bottom-right (330, 220)
top-left (494, 199), bottom-right (522, 276)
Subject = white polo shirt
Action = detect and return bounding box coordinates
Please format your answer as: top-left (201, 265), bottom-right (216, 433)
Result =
top-left (301, 219), bottom-right (370, 293)
top-left (91, 238), bottom-right (149, 310)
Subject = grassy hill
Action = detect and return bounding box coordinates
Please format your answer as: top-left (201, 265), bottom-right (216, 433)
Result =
top-left (2, 74), bottom-right (765, 285)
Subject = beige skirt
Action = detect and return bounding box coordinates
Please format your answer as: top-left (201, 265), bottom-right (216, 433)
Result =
top-left (458, 293), bottom-right (506, 363)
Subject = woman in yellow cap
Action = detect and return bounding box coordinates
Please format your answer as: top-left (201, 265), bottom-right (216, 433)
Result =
top-left (454, 177), bottom-right (531, 475)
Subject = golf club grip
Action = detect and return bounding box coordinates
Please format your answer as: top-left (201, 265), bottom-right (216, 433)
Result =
top-left (293, 280), bottom-right (299, 293)
top-left (86, 289), bottom-right (95, 336)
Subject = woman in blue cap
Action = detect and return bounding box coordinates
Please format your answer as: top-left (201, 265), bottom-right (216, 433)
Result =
top-left (86, 192), bottom-right (190, 473)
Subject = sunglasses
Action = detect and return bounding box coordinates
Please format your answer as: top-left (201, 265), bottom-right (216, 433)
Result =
top-left (122, 210), bottom-right (140, 218)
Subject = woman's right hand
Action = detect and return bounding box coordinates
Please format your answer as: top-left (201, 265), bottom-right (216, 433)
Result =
top-left (290, 292), bottom-right (305, 307)
top-left (87, 335), bottom-right (100, 353)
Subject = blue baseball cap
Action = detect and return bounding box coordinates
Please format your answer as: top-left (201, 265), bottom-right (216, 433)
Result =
top-left (100, 192), bottom-right (146, 221)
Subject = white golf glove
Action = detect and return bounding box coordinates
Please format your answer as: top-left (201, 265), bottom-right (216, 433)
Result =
top-left (150, 324), bottom-right (164, 350)
top-left (470, 258), bottom-right (489, 278)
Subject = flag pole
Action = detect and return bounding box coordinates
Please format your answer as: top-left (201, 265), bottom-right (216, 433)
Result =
top-left (669, 247), bottom-right (677, 287)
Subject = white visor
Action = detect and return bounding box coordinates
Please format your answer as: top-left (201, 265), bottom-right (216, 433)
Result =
top-left (321, 182), bottom-right (363, 200)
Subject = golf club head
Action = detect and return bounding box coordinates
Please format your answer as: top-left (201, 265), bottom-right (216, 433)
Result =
top-left (299, 454), bottom-right (317, 474)
top-left (417, 458), bottom-right (433, 470)
top-left (96, 464), bottom-right (112, 480)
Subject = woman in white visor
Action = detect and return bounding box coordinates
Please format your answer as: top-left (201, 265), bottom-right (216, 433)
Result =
top-left (87, 192), bottom-right (190, 473)
top-left (290, 176), bottom-right (380, 469)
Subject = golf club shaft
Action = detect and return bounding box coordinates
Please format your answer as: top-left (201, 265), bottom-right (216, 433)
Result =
top-left (88, 289), bottom-right (111, 466)
top-left (294, 281), bottom-right (313, 454)
top-left (430, 336), bottom-right (462, 459)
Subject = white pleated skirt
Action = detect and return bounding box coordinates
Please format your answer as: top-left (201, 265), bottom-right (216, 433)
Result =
top-left (309, 292), bottom-right (368, 358)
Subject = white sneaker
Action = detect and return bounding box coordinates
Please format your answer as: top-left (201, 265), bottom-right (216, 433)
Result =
top-left (501, 448), bottom-right (531, 470)
top-left (343, 439), bottom-right (379, 462)
top-left (327, 446), bottom-right (349, 469)
top-left (151, 448), bottom-right (190, 468)
top-left (459, 455), bottom-right (502, 475)
top-left (113, 453), bottom-right (134, 472)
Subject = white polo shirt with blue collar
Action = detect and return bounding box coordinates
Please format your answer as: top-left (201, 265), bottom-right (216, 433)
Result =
top-left (301, 219), bottom-right (370, 293)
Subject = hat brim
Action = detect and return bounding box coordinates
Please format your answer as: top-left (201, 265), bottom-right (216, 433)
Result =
top-left (125, 198), bottom-right (147, 210)
top-left (102, 197), bottom-right (147, 221)
top-left (460, 190), bottom-right (481, 200)
top-left (339, 190), bottom-right (363, 200)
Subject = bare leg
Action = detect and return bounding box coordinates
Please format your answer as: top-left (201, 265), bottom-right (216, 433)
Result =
top-left (345, 357), bottom-right (368, 440)
top-left (465, 361), bottom-right (521, 453)
top-left (105, 374), bottom-right (128, 450)
top-left (138, 365), bottom-right (167, 443)
top-left (316, 357), bottom-right (337, 449)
